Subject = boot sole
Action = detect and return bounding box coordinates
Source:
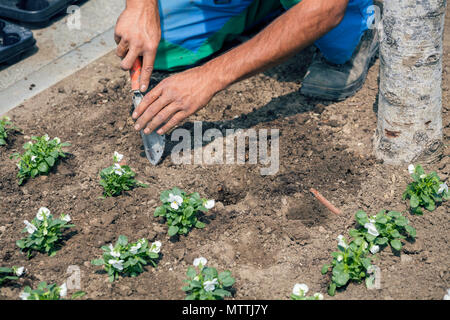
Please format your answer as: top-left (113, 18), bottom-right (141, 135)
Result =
top-left (300, 43), bottom-right (379, 102)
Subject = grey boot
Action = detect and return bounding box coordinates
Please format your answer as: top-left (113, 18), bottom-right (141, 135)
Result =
top-left (300, 28), bottom-right (379, 101)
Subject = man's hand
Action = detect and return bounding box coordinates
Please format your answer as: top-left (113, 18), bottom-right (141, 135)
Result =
top-left (115, 0), bottom-right (161, 92)
top-left (132, 66), bottom-right (223, 135)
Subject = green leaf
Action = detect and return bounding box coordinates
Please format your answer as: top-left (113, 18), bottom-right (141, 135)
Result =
top-left (154, 206), bottom-right (166, 217)
top-left (91, 259), bottom-right (105, 266)
top-left (0, 138), bottom-right (6, 145)
top-left (404, 225), bottom-right (416, 238)
top-left (45, 156), bottom-right (55, 167)
top-left (221, 276), bottom-right (235, 287)
top-left (186, 266), bottom-right (197, 279)
top-left (410, 194), bottom-right (420, 208)
top-left (328, 283), bottom-right (336, 296)
top-left (321, 264), bottom-right (330, 275)
top-left (38, 162), bottom-right (49, 173)
top-left (117, 235), bottom-right (128, 246)
top-left (71, 291), bottom-right (87, 299)
top-left (390, 239), bottom-right (402, 251)
top-left (168, 226), bottom-right (179, 237)
top-left (195, 221), bottom-right (205, 229)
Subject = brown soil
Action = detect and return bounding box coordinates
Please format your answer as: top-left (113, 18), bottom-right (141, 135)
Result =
top-left (1, 13), bottom-right (449, 300)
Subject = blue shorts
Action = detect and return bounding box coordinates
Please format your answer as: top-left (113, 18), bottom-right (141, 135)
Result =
top-left (155, 0), bottom-right (374, 70)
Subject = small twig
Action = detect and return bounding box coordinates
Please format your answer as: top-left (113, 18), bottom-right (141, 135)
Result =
top-left (309, 188), bottom-right (342, 215)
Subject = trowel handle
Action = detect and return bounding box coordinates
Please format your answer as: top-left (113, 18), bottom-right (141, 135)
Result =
top-left (130, 58), bottom-right (142, 91)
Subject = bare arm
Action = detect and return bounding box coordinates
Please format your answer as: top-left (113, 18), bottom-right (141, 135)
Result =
top-left (133, 0), bottom-right (348, 135)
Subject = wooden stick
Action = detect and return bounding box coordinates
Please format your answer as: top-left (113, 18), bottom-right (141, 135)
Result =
top-left (309, 188), bottom-right (342, 215)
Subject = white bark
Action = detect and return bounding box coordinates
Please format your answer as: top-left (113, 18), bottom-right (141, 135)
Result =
top-left (374, 0), bottom-right (446, 164)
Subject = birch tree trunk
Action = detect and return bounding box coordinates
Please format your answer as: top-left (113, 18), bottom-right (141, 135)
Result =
top-left (374, 0), bottom-right (446, 164)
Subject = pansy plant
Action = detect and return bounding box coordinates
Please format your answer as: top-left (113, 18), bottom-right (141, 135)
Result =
top-left (0, 116), bottom-right (18, 146)
top-left (321, 235), bottom-right (373, 296)
top-left (291, 283), bottom-right (324, 300)
top-left (350, 210), bottom-right (416, 252)
top-left (99, 152), bottom-right (147, 197)
top-left (182, 257), bottom-right (235, 300)
top-left (11, 134), bottom-right (70, 185)
top-left (16, 207), bottom-right (74, 258)
top-left (403, 164), bottom-right (448, 214)
top-left (20, 282), bottom-right (68, 300)
top-left (154, 187), bottom-right (215, 237)
top-left (91, 235), bottom-right (161, 282)
top-left (0, 266), bottom-right (25, 285)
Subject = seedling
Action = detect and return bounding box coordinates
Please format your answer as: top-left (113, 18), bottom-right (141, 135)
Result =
top-left (16, 207), bottom-right (74, 258)
top-left (91, 235), bottom-right (161, 282)
top-left (154, 187), bottom-right (215, 237)
top-left (11, 134), bottom-right (70, 185)
top-left (321, 235), bottom-right (373, 296)
top-left (0, 116), bottom-right (18, 146)
top-left (19, 282), bottom-right (84, 300)
top-left (99, 152), bottom-right (147, 197)
top-left (0, 266), bottom-right (25, 285)
top-left (291, 283), bottom-right (323, 300)
top-left (182, 257), bottom-right (235, 300)
top-left (351, 210), bottom-right (416, 252)
top-left (403, 164), bottom-right (448, 214)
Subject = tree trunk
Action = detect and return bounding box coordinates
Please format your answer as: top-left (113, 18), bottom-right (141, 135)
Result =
top-left (374, 0), bottom-right (446, 164)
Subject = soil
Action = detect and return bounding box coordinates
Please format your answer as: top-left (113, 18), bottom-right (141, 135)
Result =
top-left (0, 11), bottom-right (449, 300)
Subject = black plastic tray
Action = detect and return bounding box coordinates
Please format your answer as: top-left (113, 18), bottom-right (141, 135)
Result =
top-left (0, 18), bottom-right (35, 64)
top-left (0, 0), bottom-right (79, 23)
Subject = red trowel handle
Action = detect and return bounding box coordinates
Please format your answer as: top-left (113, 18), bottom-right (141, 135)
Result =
top-left (130, 58), bottom-right (142, 91)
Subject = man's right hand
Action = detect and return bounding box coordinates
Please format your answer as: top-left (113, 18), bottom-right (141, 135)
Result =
top-left (114, 0), bottom-right (161, 92)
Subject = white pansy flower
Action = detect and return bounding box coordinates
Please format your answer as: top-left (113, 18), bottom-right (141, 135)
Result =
top-left (20, 291), bottom-right (30, 300)
top-left (60, 214), bottom-right (71, 222)
top-left (23, 220), bottom-right (37, 234)
top-left (130, 242), bottom-right (142, 255)
top-left (420, 174), bottom-right (426, 179)
top-left (364, 222), bottom-right (379, 237)
top-left (113, 151), bottom-right (123, 163)
top-left (438, 183), bottom-right (448, 194)
top-left (363, 242), bottom-right (368, 250)
top-left (337, 235), bottom-right (348, 249)
top-left (337, 255), bottom-right (343, 262)
top-left (149, 241), bottom-right (162, 254)
top-left (370, 245), bottom-right (380, 254)
top-left (443, 289), bottom-right (450, 300)
top-left (113, 163), bottom-right (124, 176)
top-left (204, 278), bottom-right (218, 292)
top-left (108, 244), bottom-right (121, 258)
top-left (59, 283), bottom-right (67, 297)
top-left (367, 265), bottom-right (375, 274)
top-left (193, 257), bottom-right (207, 268)
top-left (54, 137), bottom-right (61, 144)
top-left (314, 293), bottom-right (324, 300)
top-left (15, 266), bottom-right (25, 277)
top-left (43, 134), bottom-right (50, 141)
top-left (204, 200), bottom-right (215, 209)
top-left (408, 164), bottom-right (415, 174)
top-left (36, 207), bottom-right (51, 221)
top-left (168, 193), bottom-right (183, 210)
top-left (31, 155), bottom-right (37, 162)
top-left (108, 259), bottom-right (124, 271)
top-left (293, 283), bottom-right (309, 296)
top-left (194, 276), bottom-right (200, 281)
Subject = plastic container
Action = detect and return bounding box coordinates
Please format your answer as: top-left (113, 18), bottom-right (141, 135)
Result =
top-left (0, 0), bottom-right (79, 23)
top-left (0, 18), bottom-right (35, 64)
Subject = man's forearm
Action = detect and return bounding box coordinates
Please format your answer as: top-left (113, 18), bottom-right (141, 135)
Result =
top-left (203, 0), bottom-right (348, 92)
top-left (126, 0), bottom-right (157, 9)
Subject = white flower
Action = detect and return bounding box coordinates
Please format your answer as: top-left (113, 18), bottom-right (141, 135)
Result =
top-left (16, 163), bottom-right (21, 169)
top-left (130, 242), bottom-right (142, 255)
top-left (363, 242), bottom-right (368, 250)
top-left (314, 293), bottom-right (324, 300)
top-left (438, 183), bottom-right (448, 194)
top-left (15, 266), bottom-right (25, 277)
top-left (113, 163), bottom-right (124, 176)
top-left (204, 278), bottom-right (218, 292)
top-left (337, 235), bottom-right (348, 249)
top-left (20, 291), bottom-right (30, 300)
top-left (113, 151), bottom-right (123, 163)
top-left (31, 155), bottom-right (37, 162)
top-left (36, 207), bottom-right (51, 221)
top-left (193, 257), bottom-right (207, 268)
top-left (60, 214), bottom-right (71, 222)
top-left (420, 174), bottom-right (427, 179)
top-left (43, 134), bottom-right (50, 141)
top-left (59, 283), bottom-right (67, 297)
top-left (444, 289), bottom-right (450, 300)
top-left (168, 193), bottom-right (183, 210)
top-left (292, 283), bottom-right (309, 296)
top-left (23, 220), bottom-right (37, 234)
top-left (364, 222), bottom-right (379, 237)
top-left (408, 164), bottom-right (415, 174)
top-left (367, 265), bottom-right (375, 274)
top-left (54, 137), bottom-right (61, 144)
top-left (337, 255), bottom-right (343, 262)
top-left (204, 200), bottom-right (215, 209)
top-left (108, 244), bottom-right (121, 258)
top-left (149, 241), bottom-right (162, 254)
top-left (370, 245), bottom-right (380, 254)
top-left (108, 259), bottom-right (124, 271)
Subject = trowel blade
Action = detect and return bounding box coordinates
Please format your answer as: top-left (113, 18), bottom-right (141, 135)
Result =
top-left (132, 91), bottom-right (166, 165)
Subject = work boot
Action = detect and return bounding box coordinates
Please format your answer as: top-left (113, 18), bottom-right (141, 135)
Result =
top-left (300, 28), bottom-right (379, 101)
